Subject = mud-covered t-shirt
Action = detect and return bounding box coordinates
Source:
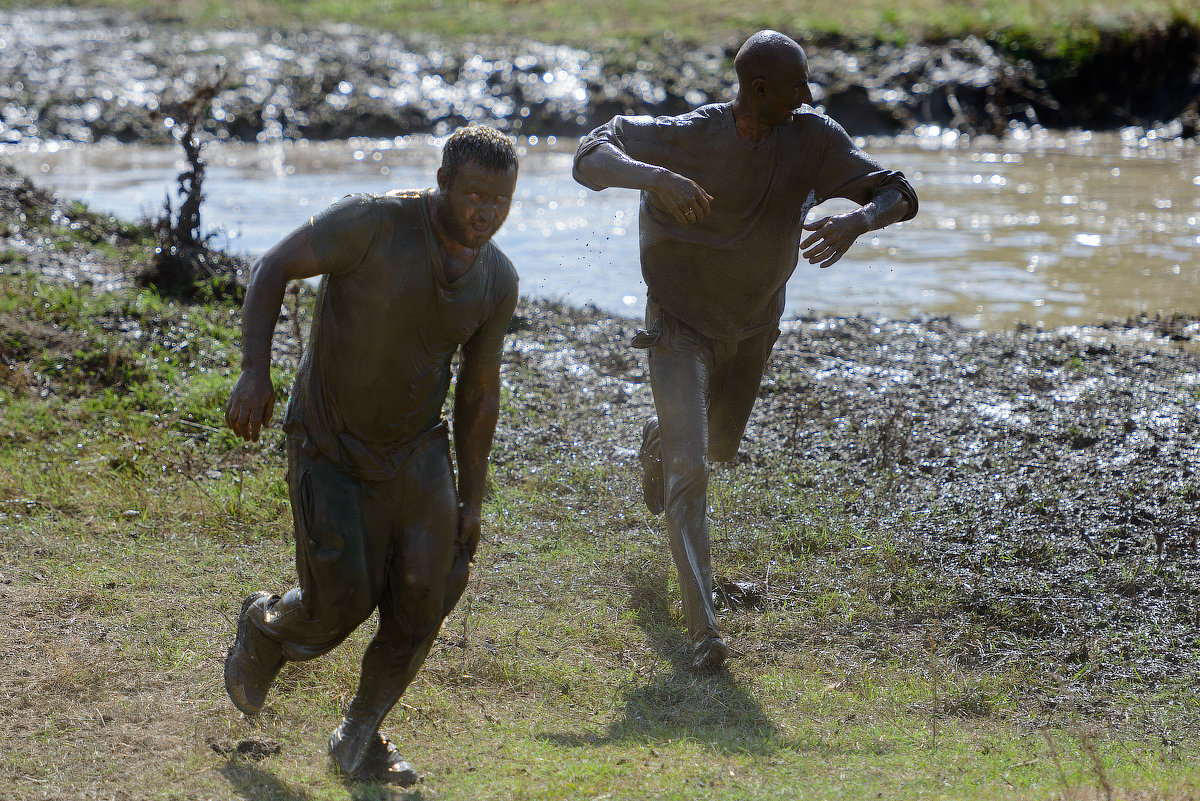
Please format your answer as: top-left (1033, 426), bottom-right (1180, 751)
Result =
top-left (282, 190), bottom-right (518, 480)
top-left (574, 103), bottom-right (918, 342)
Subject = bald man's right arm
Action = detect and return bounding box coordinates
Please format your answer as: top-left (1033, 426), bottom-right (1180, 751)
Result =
top-left (574, 142), bottom-right (714, 225)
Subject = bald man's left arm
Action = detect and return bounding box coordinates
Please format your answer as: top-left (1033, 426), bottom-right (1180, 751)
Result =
top-left (799, 187), bottom-right (913, 269)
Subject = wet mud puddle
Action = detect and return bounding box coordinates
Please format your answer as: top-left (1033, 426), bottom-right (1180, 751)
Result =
top-left (3, 130), bottom-right (1197, 331)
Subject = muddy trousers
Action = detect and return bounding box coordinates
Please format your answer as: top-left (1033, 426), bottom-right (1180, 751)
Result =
top-left (643, 300), bottom-right (779, 648)
top-left (249, 423), bottom-right (469, 747)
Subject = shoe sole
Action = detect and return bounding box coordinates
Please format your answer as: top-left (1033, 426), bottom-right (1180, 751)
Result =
top-left (225, 591), bottom-right (273, 715)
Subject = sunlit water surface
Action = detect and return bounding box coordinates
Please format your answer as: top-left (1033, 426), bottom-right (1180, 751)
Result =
top-left (4, 129), bottom-right (1198, 330)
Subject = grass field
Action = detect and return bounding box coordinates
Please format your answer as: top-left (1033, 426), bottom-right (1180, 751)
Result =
top-left (2, 276), bottom-right (1196, 801)
top-left (6, 0), bottom-right (1199, 56)
top-left (3, 183), bottom-right (1200, 799)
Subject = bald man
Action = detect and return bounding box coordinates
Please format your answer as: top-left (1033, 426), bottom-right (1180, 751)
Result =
top-left (573, 31), bottom-right (918, 672)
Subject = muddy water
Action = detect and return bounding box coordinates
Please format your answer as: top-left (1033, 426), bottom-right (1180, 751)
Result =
top-left (3, 129), bottom-right (1197, 330)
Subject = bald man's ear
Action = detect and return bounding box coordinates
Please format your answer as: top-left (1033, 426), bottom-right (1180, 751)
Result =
top-left (752, 77), bottom-right (768, 95)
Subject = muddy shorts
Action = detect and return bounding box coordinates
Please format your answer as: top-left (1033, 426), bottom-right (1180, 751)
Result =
top-left (635, 296), bottom-right (779, 461)
top-left (256, 421), bottom-right (462, 662)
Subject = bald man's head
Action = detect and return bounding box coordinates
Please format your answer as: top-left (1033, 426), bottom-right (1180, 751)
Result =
top-left (733, 30), bottom-right (812, 127)
top-left (734, 30), bottom-right (808, 85)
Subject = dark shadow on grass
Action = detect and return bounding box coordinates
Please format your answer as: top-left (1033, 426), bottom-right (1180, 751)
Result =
top-left (540, 560), bottom-right (785, 756)
top-left (220, 755), bottom-right (428, 801)
top-left (219, 758), bottom-right (313, 801)
top-left (345, 777), bottom-right (430, 801)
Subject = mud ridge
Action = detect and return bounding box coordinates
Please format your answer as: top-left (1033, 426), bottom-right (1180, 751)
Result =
top-left (500, 301), bottom-right (1200, 726)
top-left (1, 9), bottom-right (1197, 146)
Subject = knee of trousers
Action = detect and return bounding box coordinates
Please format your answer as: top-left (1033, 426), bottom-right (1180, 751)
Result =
top-left (665, 458), bottom-right (708, 498)
top-left (371, 611), bottom-right (447, 655)
top-left (310, 591), bottom-right (379, 641)
top-left (443, 571), bottom-right (470, 616)
top-left (381, 577), bottom-right (454, 637)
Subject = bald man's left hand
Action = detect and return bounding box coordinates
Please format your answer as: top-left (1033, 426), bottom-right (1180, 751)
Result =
top-left (800, 210), bottom-right (870, 269)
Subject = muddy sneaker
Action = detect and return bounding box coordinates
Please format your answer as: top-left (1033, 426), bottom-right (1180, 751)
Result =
top-left (639, 418), bottom-right (665, 515)
top-left (224, 591), bottom-right (286, 715)
top-left (691, 635), bottom-right (729, 673)
top-left (330, 723), bottom-right (420, 786)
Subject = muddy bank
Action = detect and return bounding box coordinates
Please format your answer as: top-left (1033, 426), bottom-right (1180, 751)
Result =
top-left (504, 300), bottom-right (1200, 719)
top-left (2, 8), bottom-right (1197, 146)
top-left (0, 159), bottom-right (139, 290)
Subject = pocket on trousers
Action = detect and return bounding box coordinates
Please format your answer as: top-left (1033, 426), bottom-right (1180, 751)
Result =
top-left (631, 309), bottom-right (663, 349)
top-left (301, 456), bottom-right (363, 566)
top-left (297, 466), bottom-right (315, 545)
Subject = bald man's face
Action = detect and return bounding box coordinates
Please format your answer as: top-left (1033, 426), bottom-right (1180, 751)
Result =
top-left (756, 55), bottom-right (813, 125)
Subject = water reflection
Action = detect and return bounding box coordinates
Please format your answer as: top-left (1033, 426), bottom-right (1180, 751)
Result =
top-left (3, 129), bottom-right (1197, 330)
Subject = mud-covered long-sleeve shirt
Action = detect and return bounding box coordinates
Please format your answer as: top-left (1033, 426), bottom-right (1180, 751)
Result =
top-left (574, 103), bottom-right (918, 342)
top-left (282, 190), bottom-right (518, 480)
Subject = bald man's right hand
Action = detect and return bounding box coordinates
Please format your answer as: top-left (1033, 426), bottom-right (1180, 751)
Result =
top-left (225, 369), bottom-right (276, 442)
top-left (649, 170), bottom-right (714, 225)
